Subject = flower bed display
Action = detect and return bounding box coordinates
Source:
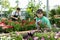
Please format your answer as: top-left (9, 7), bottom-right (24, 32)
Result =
top-left (0, 18), bottom-right (60, 40)
top-left (0, 19), bottom-right (36, 33)
top-left (0, 31), bottom-right (60, 40)
top-left (0, 18), bottom-right (60, 33)
top-left (33, 31), bottom-right (60, 40)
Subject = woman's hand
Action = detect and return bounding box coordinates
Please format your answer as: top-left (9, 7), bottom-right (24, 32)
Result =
top-left (15, 18), bottom-right (18, 20)
top-left (37, 21), bottom-right (42, 25)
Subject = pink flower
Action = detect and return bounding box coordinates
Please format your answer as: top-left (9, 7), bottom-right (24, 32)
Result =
top-left (48, 36), bottom-right (50, 38)
top-left (16, 32), bottom-right (20, 36)
top-left (2, 25), bottom-right (13, 29)
top-left (30, 30), bottom-right (35, 34)
top-left (56, 33), bottom-right (59, 36)
top-left (44, 30), bottom-right (47, 33)
top-left (41, 37), bottom-right (45, 40)
top-left (0, 23), bottom-right (6, 27)
top-left (2, 26), bottom-right (8, 29)
top-left (58, 31), bottom-right (60, 34)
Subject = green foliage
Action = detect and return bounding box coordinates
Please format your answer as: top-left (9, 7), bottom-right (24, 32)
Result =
top-left (13, 24), bottom-right (21, 31)
top-left (50, 7), bottom-right (60, 24)
top-left (56, 6), bottom-right (60, 15)
top-left (50, 9), bottom-right (56, 16)
top-left (0, 27), bottom-right (3, 32)
top-left (33, 32), bottom-right (56, 40)
top-left (13, 35), bottom-right (23, 40)
top-left (39, 23), bottom-right (47, 28)
top-left (5, 28), bottom-right (13, 32)
top-left (1, 0), bottom-right (10, 8)
top-left (28, 37), bottom-right (33, 40)
top-left (51, 27), bottom-right (60, 32)
top-left (26, 0), bottom-right (41, 19)
top-left (4, 20), bottom-right (36, 32)
top-left (26, 24), bottom-right (36, 30)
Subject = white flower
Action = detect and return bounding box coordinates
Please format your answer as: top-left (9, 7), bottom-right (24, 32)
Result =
top-left (54, 36), bottom-right (58, 39)
top-left (7, 36), bottom-right (11, 40)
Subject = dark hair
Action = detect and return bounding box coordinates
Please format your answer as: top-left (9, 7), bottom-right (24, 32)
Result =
top-left (36, 9), bottom-right (43, 14)
top-left (17, 8), bottom-right (20, 10)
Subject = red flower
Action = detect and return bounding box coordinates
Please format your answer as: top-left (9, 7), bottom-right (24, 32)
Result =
top-left (2, 25), bottom-right (13, 29)
top-left (0, 21), bottom-right (5, 24)
top-left (29, 21), bottom-right (35, 24)
top-left (0, 22), bottom-right (6, 27)
top-left (7, 25), bottom-right (13, 28)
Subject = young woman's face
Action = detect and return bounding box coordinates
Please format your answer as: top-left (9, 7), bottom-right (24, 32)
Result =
top-left (37, 13), bottom-right (43, 18)
top-left (16, 10), bottom-right (20, 13)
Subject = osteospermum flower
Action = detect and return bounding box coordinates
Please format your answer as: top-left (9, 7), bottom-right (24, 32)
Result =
top-left (23, 39), bottom-right (27, 40)
top-left (48, 35), bottom-right (51, 38)
top-left (0, 22), bottom-right (6, 27)
top-left (58, 31), bottom-right (60, 34)
top-left (2, 26), bottom-right (8, 29)
top-left (7, 36), bottom-right (11, 40)
top-left (41, 37), bottom-right (45, 40)
top-left (16, 32), bottom-right (20, 36)
top-left (54, 31), bottom-right (60, 39)
top-left (2, 25), bottom-right (13, 29)
top-left (56, 33), bottom-right (59, 36)
top-left (30, 30), bottom-right (35, 34)
top-left (54, 36), bottom-right (58, 39)
top-left (44, 30), bottom-right (47, 33)
top-left (3, 36), bottom-right (7, 38)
